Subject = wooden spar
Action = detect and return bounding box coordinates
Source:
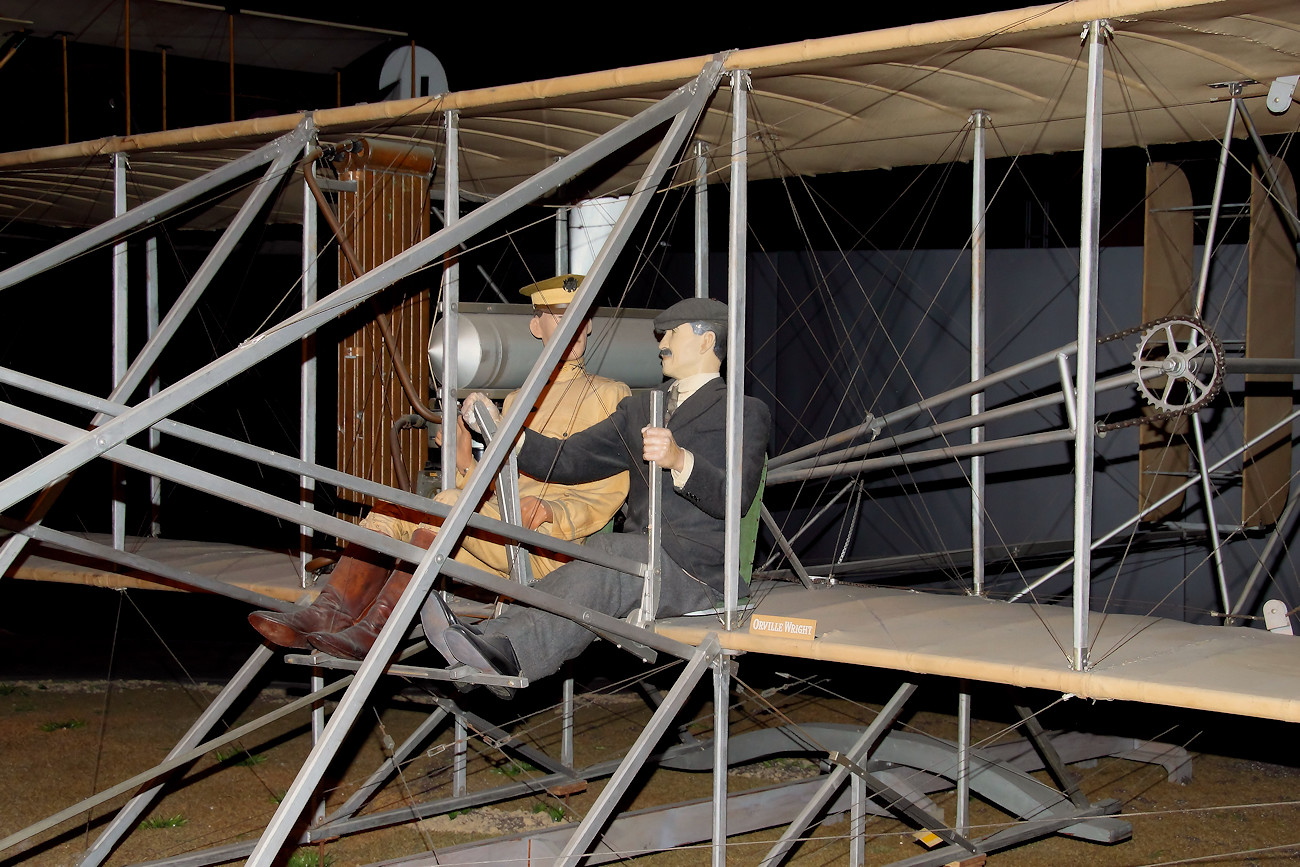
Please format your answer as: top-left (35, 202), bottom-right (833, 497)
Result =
top-left (0, 0), bottom-right (1239, 170)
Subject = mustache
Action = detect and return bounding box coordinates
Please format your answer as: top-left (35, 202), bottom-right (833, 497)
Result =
top-left (659, 349), bottom-right (672, 358)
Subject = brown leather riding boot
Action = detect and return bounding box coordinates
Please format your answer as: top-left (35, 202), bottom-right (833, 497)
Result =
top-left (248, 546), bottom-right (393, 649)
top-left (307, 527), bottom-right (437, 660)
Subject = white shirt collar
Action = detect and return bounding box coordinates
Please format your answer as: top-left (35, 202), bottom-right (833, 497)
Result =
top-left (673, 371), bottom-right (720, 405)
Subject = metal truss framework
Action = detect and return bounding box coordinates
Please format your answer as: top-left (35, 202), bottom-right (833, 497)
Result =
top-left (1, 19), bottom-right (1297, 866)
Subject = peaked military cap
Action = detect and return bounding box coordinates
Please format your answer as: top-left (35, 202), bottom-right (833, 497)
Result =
top-left (521, 273), bottom-right (583, 308)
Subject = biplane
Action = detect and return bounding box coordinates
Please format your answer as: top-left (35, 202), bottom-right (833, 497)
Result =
top-left (1, 0), bottom-right (1299, 863)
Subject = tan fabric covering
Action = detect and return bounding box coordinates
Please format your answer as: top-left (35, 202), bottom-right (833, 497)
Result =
top-left (9, 536), bottom-right (307, 603)
top-left (3, 0), bottom-right (1299, 228)
top-left (1242, 157), bottom-right (1297, 527)
top-left (655, 583), bottom-right (1300, 722)
top-left (1138, 163), bottom-right (1193, 522)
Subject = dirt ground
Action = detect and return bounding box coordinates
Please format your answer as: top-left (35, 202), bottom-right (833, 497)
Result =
top-left (3, 671), bottom-right (1300, 866)
top-left (2, 582), bottom-right (1299, 866)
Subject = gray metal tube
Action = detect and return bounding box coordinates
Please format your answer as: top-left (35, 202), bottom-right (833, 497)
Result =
top-left (769, 342), bottom-right (1076, 470)
top-left (1187, 95), bottom-right (1239, 622)
top-left (957, 686), bottom-right (972, 835)
top-left (103, 121), bottom-right (312, 422)
top-left (1070, 20), bottom-right (1107, 671)
top-left (758, 478), bottom-right (857, 571)
top-left (695, 141), bottom-right (710, 298)
top-left (300, 152), bottom-right (318, 581)
top-left (759, 505), bottom-right (814, 588)
top-left (1194, 93), bottom-right (1237, 316)
top-left (1225, 357), bottom-right (1300, 374)
top-left (970, 110), bottom-right (989, 598)
top-left (768, 430), bottom-right (1076, 486)
top-left (642, 389), bottom-right (665, 624)
top-left (1229, 492), bottom-right (1300, 624)
top-left (112, 152), bottom-right (128, 552)
top-left (1235, 96), bottom-right (1300, 241)
top-left (724, 70), bottom-right (750, 629)
top-left (440, 109), bottom-right (461, 492)
top-left (1192, 413), bottom-right (1234, 620)
top-left (146, 236), bottom-right (162, 537)
top-left (712, 654), bottom-right (731, 865)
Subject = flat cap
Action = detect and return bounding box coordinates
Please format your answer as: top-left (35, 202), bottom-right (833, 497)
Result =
top-left (520, 274), bottom-right (583, 308)
top-left (653, 297), bottom-right (728, 332)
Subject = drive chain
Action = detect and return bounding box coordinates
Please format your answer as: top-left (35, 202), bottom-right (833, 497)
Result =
top-left (1094, 315), bottom-right (1224, 433)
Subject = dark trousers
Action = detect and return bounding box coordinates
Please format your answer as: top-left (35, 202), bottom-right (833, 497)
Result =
top-left (478, 532), bottom-right (716, 682)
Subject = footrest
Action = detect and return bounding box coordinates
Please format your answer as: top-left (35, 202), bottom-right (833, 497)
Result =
top-left (283, 651), bottom-right (529, 691)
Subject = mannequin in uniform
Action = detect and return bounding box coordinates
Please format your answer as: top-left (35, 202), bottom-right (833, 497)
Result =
top-left (247, 275), bottom-right (630, 660)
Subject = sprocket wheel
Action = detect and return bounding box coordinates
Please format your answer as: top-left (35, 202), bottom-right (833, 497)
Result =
top-left (1132, 318), bottom-right (1224, 413)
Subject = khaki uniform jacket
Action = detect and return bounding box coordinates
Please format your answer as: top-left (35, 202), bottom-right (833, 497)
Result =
top-left (444, 360), bottom-right (630, 579)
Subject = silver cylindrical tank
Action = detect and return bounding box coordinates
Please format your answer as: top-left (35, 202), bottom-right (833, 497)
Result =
top-left (429, 303), bottom-right (664, 394)
top-left (569, 197), bottom-right (628, 276)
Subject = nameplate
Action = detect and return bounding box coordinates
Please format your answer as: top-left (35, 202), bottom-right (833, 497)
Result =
top-left (749, 614), bottom-right (817, 641)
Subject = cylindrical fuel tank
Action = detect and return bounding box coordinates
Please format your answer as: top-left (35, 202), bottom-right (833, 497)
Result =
top-left (429, 303), bottom-right (664, 393)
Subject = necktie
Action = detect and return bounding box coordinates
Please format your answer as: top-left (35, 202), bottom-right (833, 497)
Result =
top-left (664, 384), bottom-right (679, 424)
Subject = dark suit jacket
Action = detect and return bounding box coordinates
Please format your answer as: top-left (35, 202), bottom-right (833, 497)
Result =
top-left (517, 377), bottom-right (771, 592)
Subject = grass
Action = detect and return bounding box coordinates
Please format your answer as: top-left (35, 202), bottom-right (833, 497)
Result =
top-left (39, 719), bottom-right (86, 732)
top-left (532, 802), bottom-right (565, 822)
top-left (138, 814), bottom-right (187, 829)
top-left (489, 760), bottom-right (537, 778)
top-left (286, 848), bottom-right (334, 867)
top-left (215, 748), bottom-right (267, 767)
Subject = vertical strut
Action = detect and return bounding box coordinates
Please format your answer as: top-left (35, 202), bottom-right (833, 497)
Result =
top-left (1072, 20), bottom-right (1108, 671)
top-left (711, 653), bottom-right (732, 864)
top-left (112, 152), bottom-right (128, 552)
top-left (145, 235), bottom-right (161, 536)
top-left (695, 141), bottom-right (710, 298)
top-left (440, 110), bottom-right (461, 492)
top-left (1191, 89), bottom-right (1240, 618)
top-left (970, 110), bottom-right (988, 598)
top-left (959, 110), bottom-right (990, 837)
top-left (724, 69), bottom-right (750, 629)
top-left (300, 150), bottom-right (319, 578)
